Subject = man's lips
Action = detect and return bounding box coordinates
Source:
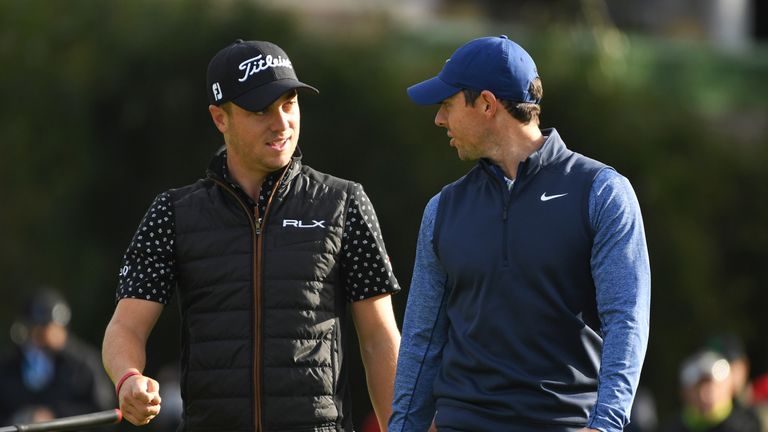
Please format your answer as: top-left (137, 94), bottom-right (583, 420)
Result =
top-left (267, 137), bottom-right (290, 150)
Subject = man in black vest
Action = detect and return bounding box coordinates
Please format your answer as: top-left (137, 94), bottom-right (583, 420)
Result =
top-left (102, 39), bottom-right (401, 432)
top-left (390, 36), bottom-right (651, 432)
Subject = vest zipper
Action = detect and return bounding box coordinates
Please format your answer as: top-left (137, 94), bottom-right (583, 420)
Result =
top-left (211, 163), bottom-right (290, 432)
top-left (487, 172), bottom-right (513, 266)
top-left (253, 165), bottom-right (290, 431)
top-left (499, 164), bottom-right (525, 267)
top-left (211, 178), bottom-right (262, 428)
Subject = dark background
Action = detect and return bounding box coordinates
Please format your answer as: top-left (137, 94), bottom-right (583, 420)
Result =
top-left (1, 0), bottom-right (767, 430)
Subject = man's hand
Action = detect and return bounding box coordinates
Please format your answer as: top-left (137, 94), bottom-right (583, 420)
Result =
top-left (577, 428), bottom-right (600, 432)
top-left (118, 374), bottom-right (162, 426)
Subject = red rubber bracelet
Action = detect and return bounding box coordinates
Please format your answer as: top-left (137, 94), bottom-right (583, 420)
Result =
top-left (115, 370), bottom-right (141, 397)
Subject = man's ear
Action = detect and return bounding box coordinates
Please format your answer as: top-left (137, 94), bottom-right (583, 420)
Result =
top-left (479, 90), bottom-right (498, 117)
top-left (209, 104), bottom-right (228, 133)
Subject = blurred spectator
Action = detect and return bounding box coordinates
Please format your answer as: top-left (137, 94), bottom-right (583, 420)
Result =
top-left (0, 288), bottom-right (115, 426)
top-left (706, 333), bottom-right (768, 431)
top-left (707, 333), bottom-right (752, 405)
top-left (661, 350), bottom-right (762, 432)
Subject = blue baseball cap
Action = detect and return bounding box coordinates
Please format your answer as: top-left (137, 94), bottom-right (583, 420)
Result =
top-left (407, 35), bottom-right (540, 105)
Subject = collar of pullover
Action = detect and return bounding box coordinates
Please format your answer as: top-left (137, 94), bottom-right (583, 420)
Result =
top-left (480, 127), bottom-right (569, 187)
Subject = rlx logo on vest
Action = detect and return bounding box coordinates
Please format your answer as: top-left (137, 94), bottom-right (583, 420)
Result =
top-left (282, 219), bottom-right (326, 228)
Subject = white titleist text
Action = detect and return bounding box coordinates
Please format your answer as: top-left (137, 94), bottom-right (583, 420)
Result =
top-left (238, 55), bottom-right (293, 82)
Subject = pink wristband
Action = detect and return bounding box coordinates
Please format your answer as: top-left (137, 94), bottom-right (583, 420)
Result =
top-left (115, 370), bottom-right (141, 397)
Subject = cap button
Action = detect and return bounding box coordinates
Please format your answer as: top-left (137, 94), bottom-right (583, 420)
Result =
top-left (499, 35), bottom-right (509, 39)
top-left (234, 38), bottom-right (244, 43)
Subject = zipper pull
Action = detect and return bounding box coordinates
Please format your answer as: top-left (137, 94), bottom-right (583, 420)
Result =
top-left (255, 216), bottom-right (262, 235)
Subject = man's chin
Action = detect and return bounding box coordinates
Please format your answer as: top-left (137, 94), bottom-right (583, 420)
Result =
top-left (265, 155), bottom-right (294, 172)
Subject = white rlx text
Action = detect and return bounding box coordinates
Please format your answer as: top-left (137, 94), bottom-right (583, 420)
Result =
top-left (282, 219), bottom-right (326, 228)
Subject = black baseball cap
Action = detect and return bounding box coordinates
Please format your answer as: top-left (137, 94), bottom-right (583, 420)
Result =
top-left (206, 39), bottom-right (319, 112)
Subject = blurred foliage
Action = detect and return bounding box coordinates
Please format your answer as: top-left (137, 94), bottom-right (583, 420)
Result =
top-left (1, 0), bottom-right (767, 428)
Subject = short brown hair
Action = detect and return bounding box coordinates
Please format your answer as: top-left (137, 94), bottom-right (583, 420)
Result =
top-left (462, 78), bottom-right (543, 124)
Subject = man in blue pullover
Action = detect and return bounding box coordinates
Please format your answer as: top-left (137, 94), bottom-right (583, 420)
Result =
top-left (390, 36), bottom-right (651, 432)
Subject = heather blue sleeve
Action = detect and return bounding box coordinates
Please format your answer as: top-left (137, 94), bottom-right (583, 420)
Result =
top-left (586, 169), bottom-right (651, 432)
top-left (389, 194), bottom-right (449, 432)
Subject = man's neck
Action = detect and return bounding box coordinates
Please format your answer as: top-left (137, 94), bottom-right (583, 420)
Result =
top-left (490, 124), bottom-right (545, 179)
top-left (225, 159), bottom-right (269, 202)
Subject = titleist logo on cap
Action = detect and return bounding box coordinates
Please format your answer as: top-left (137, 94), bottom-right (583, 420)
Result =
top-left (206, 39), bottom-right (318, 111)
top-left (238, 54), bottom-right (293, 82)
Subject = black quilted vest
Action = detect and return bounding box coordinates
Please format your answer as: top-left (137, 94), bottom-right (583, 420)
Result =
top-left (168, 154), bottom-right (353, 431)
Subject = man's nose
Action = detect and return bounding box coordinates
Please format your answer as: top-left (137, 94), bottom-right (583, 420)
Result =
top-left (434, 106), bottom-right (447, 128)
top-left (272, 109), bottom-right (290, 132)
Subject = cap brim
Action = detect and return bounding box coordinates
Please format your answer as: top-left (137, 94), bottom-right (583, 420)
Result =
top-left (407, 76), bottom-right (461, 105)
top-left (233, 79), bottom-right (319, 112)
